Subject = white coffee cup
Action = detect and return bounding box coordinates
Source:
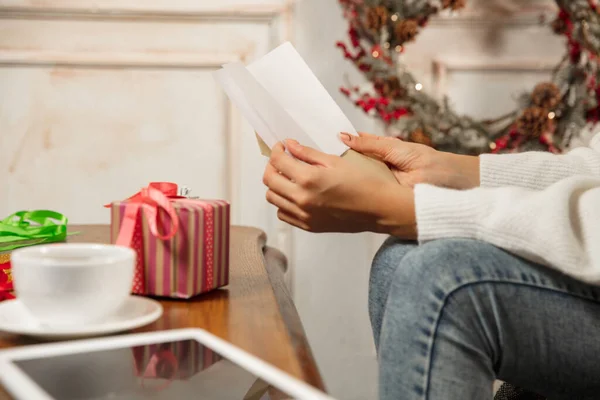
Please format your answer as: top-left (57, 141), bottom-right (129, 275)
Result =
top-left (10, 243), bottom-right (135, 326)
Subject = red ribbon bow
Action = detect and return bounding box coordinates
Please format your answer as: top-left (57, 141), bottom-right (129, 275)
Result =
top-left (107, 182), bottom-right (183, 247)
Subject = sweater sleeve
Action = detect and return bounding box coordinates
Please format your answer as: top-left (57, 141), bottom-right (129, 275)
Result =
top-left (415, 177), bottom-right (600, 285)
top-left (480, 134), bottom-right (600, 190)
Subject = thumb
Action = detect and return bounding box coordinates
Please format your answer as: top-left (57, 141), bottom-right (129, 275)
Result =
top-left (285, 139), bottom-right (333, 166)
top-left (340, 132), bottom-right (393, 160)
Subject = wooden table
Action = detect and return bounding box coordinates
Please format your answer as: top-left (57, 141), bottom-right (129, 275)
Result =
top-left (0, 225), bottom-right (325, 398)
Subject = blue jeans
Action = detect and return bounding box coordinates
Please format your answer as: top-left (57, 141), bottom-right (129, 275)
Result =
top-left (369, 238), bottom-right (600, 400)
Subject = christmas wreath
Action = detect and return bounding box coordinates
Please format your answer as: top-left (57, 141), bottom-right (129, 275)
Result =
top-left (336, 0), bottom-right (600, 154)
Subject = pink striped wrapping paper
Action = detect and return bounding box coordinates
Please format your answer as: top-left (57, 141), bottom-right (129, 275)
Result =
top-left (110, 199), bottom-right (230, 299)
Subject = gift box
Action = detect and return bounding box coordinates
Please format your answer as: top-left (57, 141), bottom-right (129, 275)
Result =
top-left (0, 210), bottom-right (69, 302)
top-left (109, 182), bottom-right (230, 298)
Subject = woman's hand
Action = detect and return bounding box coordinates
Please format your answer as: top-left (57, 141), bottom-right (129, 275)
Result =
top-left (340, 132), bottom-right (480, 189)
top-left (263, 140), bottom-right (417, 239)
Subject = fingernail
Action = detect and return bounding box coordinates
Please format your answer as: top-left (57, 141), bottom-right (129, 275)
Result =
top-left (340, 133), bottom-right (351, 142)
top-left (285, 139), bottom-right (299, 147)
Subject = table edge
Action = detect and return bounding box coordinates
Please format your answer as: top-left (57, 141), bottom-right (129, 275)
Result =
top-left (263, 245), bottom-right (326, 392)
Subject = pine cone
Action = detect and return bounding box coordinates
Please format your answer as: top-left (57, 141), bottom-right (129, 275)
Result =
top-left (531, 82), bottom-right (561, 110)
top-left (410, 129), bottom-right (433, 146)
top-left (375, 76), bottom-right (404, 98)
top-left (551, 17), bottom-right (568, 35)
top-left (517, 106), bottom-right (550, 137)
top-left (442, 0), bottom-right (467, 11)
top-left (394, 19), bottom-right (419, 45)
top-left (366, 6), bottom-right (389, 32)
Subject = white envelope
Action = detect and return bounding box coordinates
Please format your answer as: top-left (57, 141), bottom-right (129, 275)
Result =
top-left (214, 42), bottom-right (397, 182)
top-left (213, 68), bottom-right (278, 150)
top-left (246, 42), bottom-right (354, 156)
top-left (215, 42), bottom-right (351, 155)
top-left (222, 61), bottom-right (320, 151)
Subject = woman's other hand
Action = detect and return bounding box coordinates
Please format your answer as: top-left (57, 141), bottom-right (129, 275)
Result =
top-left (340, 132), bottom-right (480, 189)
top-left (263, 140), bottom-right (417, 239)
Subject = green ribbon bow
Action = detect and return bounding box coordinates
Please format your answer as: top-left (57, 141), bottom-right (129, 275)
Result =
top-left (0, 210), bottom-right (69, 253)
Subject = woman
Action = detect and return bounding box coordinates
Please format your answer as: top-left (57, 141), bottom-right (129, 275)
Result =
top-left (262, 132), bottom-right (600, 400)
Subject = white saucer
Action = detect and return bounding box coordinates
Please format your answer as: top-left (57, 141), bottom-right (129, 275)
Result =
top-left (0, 296), bottom-right (163, 340)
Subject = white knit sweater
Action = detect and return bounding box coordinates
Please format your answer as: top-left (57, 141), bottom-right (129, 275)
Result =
top-left (415, 133), bottom-right (600, 285)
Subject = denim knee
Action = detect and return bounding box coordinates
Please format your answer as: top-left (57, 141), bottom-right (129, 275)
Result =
top-left (372, 238), bottom-right (508, 347)
top-left (391, 238), bottom-right (512, 297)
top-left (370, 236), bottom-right (415, 289)
top-left (369, 237), bottom-right (418, 348)
top-left (378, 240), bottom-right (507, 396)
top-left (370, 238), bottom-right (495, 328)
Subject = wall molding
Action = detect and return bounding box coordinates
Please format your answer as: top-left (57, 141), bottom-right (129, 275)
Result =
top-left (430, 3), bottom-right (556, 27)
top-left (0, 50), bottom-right (245, 68)
top-left (432, 58), bottom-right (558, 97)
top-left (0, 49), bottom-right (244, 222)
top-left (0, 1), bottom-right (295, 22)
top-left (434, 58), bottom-right (559, 71)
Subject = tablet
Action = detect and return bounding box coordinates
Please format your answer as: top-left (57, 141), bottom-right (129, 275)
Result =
top-left (0, 329), bottom-right (334, 400)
